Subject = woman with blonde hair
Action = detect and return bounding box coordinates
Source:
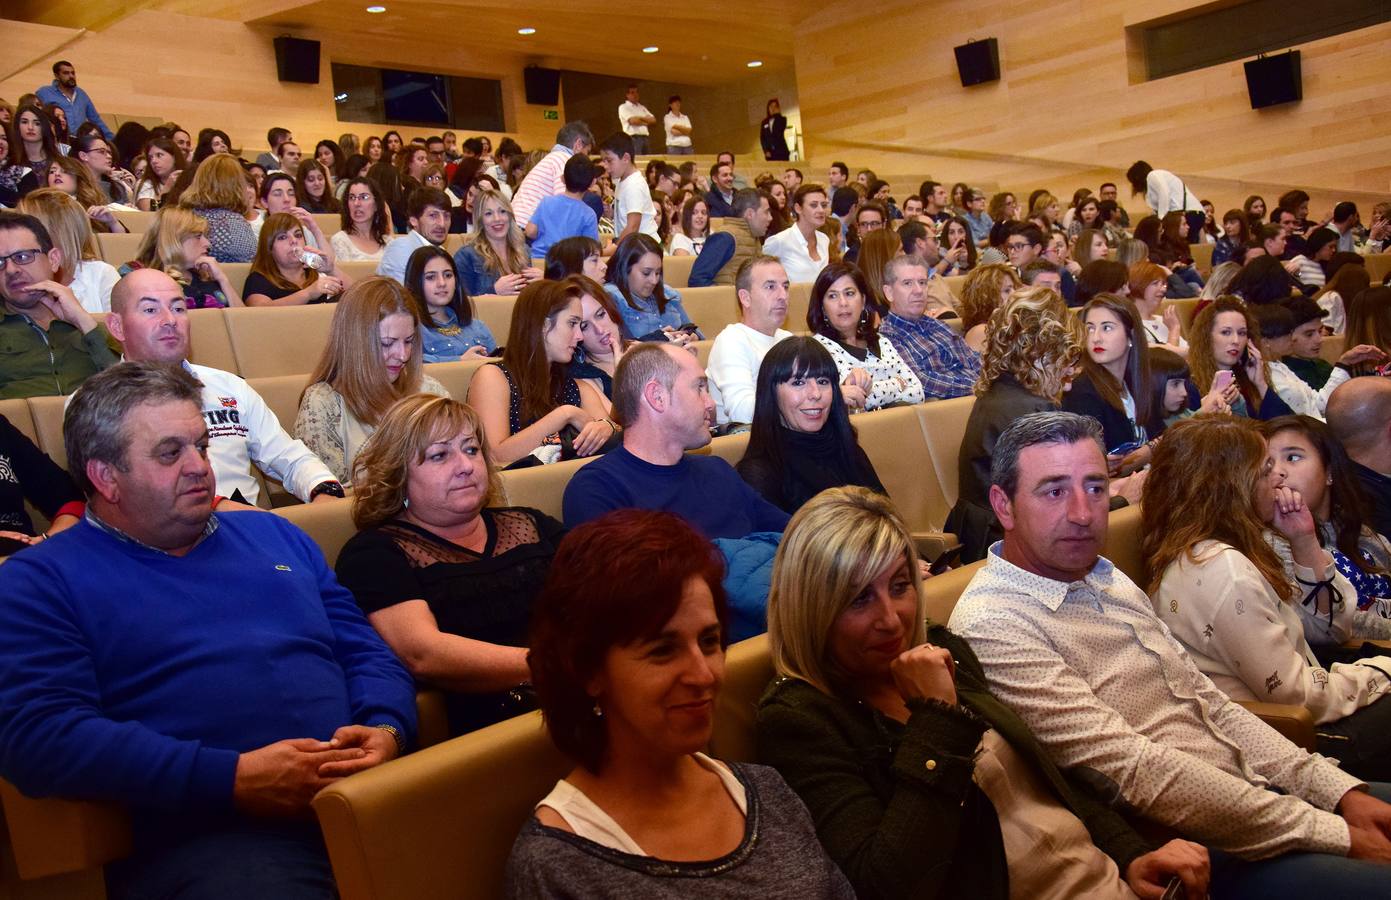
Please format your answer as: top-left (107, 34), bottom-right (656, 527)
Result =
top-left (17, 188), bottom-right (118, 313)
top-left (1189, 296), bottom-right (1291, 420)
top-left (1144, 415), bottom-right (1391, 780)
top-left (454, 191), bottom-right (538, 296)
top-left (334, 393), bottom-right (564, 736)
top-left (295, 277), bottom-right (449, 482)
top-left (179, 152), bottom-right (255, 262)
top-left (758, 485), bottom-right (1208, 900)
top-left (946, 286), bottom-right (1088, 560)
top-left (957, 263), bottom-right (1018, 353)
top-left (853, 229), bottom-right (902, 316)
top-left (1199, 261), bottom-right (1241, 301)
top-left (1029, 191), bottom-right (1061, 233)
top-left (243, 212), bottom-right (347, 307)
top-left (121, 206), bottom-right (243, 308)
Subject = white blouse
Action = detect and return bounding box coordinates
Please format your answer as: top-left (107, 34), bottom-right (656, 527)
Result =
top-left (762, 225), bottom-right (830, 284)
top-left (1153, 540), bottom-right (1390, 725)
top-left (70, 259), bottom-right (119, 313)
top-left (330, 230), bottom-right (387, 263)
top-left (812, 333), bottom-right (925, 411)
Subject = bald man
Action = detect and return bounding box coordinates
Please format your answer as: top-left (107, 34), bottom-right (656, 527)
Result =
top-left (103, 268), bottom-right (342, 506)
top-left (1327, 377), bottom-right (1391, 539)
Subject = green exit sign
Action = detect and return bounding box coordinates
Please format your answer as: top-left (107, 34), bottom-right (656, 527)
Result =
top-left (543, 109), bottom-right (559, 120)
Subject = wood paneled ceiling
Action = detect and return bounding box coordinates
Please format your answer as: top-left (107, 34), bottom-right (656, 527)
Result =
top-left (13, 0), bottom-right (831, 86)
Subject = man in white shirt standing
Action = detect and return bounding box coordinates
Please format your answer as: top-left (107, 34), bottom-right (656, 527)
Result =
top-left (706, 256), bottom-right (792, 427)
top-left (1126, 160), bottom-right (1203, 241)
top-left (950, 411), bottom-right (1391, 891)
top-left (103, 269), bottom-right (343, 506)
top-left (617, 85), bottom-right (656, 157)
top-left (599, 133), bottom-right (658, 243)
top-left (663, 95), bottom-right (693, 155)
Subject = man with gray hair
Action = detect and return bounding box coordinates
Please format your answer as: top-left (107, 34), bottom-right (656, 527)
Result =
top-left (706, 255), bottom-right (792, 426)
top-left (1327, 377), bottom-right (1391, 539)
top-left (510, 121), bottom-right (596, 229)
top-left (950, 411), bottom-right (1391, 889)
top-left (562, 342), bottom-right (788, 538)
top-left (876, 253), bottom-right (980, 399)
top-left (0, 361), bottom-right (415, 899)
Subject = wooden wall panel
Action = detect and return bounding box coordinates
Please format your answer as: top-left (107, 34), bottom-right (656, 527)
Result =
top-left (792, 0), bottom-right (1391, 217)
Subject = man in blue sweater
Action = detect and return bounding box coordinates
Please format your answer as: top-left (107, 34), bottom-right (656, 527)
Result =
top-left (0, 362), bottom-right (415, 899)
top-left (563, 342), bottom-right (789, 537)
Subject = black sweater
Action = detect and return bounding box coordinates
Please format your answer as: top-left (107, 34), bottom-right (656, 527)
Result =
top-left (0, 413), bottom-right (83, 556)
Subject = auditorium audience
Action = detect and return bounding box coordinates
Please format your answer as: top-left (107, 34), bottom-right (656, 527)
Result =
top-left (604, 233), bottom-right (700, 343)
top-left (763, 183), bottom-right (831, 284)
top-left (44, 156), bottom-right (122, 234)
top-left (69, 132), bottom-right (134, 206)
top-left (1149, 346), bottom-right (1233, 430)
top-left (455, 191), bottom-right (539, 295)
top-left (335, 394), bottom-right (561, 735)
top-left (330, 176), bottom-right (391, 262)
top-left (120, 206), bottom-right (242, 308)
top-left (377, 187), bottom-right (451, 283)
top-left (692, 188), bottom-right (772, 287)
top-left (669, 195), bottom-right (709, 257)
top-left (562, 342), bottom-right (788, 536)
top-left (1245, 194), bottom-right (1268, 226)
top-left (958, 263), bottom-right (1018, 353)
top-left (759, 485), bottom-right (1209, 899)
top-left (1327, 378), bottom-right (1391, 540)
top-left (1063, 294), bottom-right (1155, 469)
top-left (1128, 261), bottom-right (1186, 353)
top-left (1251, 302), bottom-right (1384, 419)
top-left (511, 122), bottom-right (595, 229)
top-left (1344, 286), bottom-right (1390, 356)
top-left (808, 263), bottom-right (923, 411)
top-left (1075, 259), bottom-right (1131, 306)
top-left (0, 127), bottom-right (41, 206)
top-left (243, 212), bottom-right (344, 306)
top-left (134, 137), bottom-right (185, 211)
top-left (296, 277), bottom-right (448, 482)
top-left (707, 257), bottom-right (794, 427)
top-left (568, 274), bottom-right (630, 404)
top-left (1314, 263), bottom-right (1370, 337)
top-left (0, 360), bottom-right (414, 900)
top-left (525, 153), bottom-right (599, 258)
top-left (736, 339), bottom-right (885, 513)
top-left (1189, 296), bottom-right (1293, 419)
top-left (13, 103), bottom-right (65, 180)
top-left (17, 188), bottom-right (118, 313)
top-left (0, 210), bottom-right (115, 397)
top-left (1072, 228), bottom-right (1111, 268)
top-left (949, 411), bottom-right (1391, 891)
top-left (878, 254), bottom-right (981, 400)
top-left (544, 234), bottom-right (607, 281)
top-left (506, 508), bottom-right (849, 897)
top-left (0, 411), bottom-right (82, 556)
top-left (405, 245), bottom-right (496, 363)
top-left (854, 229), bottom-right (903, 316)
top-left (1146, 415), bottom-right (1391, 781)
top-left (179, 152), bottom-right (256, 263)
top-left (296, 158), bottom-right (339, 215)
top-left (467, 279), bottom-right (611, 468)
top-left (1214, 209), bottom-right (1251, 266)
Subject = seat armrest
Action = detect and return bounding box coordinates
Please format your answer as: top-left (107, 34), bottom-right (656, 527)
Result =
top-left (1343, 639), bottom-right (1391, 652)
top-left (1237, 701), bottom-right (1317, 751)
top-left (910, 531), bottom-right (959, 563)
top-left (0, 779), bottom-right (131, 879)
top-left (416, 689), bottom-right (451, 749)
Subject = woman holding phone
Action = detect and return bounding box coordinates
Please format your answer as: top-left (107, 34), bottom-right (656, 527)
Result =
top-left (1189, 297), bottom-right (1294, 421)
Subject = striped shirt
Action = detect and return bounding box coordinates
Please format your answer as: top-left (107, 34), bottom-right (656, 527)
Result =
top-left (511, 144), bottom-right (573, 229)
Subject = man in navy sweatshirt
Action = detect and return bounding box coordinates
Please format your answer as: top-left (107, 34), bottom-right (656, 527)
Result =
top-left (0, 361), bottom-right (416, 900)
top-left (562, 342), bottom-right (789, 537)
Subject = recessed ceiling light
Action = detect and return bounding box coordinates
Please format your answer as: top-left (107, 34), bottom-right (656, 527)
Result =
top-left (642, 46), bottom-right (659, 54)
top-left (366, 5), bottom-right (386, 12)
top-left (747, 59), bottom-right (763, 68)
top-left (517, 27), bottom-right (536, 35)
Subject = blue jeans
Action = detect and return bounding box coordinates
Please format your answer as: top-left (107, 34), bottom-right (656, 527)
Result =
top-left (106, 821), bottom-right (335, 900)
top-left (630, 134), bottom-right (649, 156)
top-left (666, 145), bottom-right (694, 155)
top-left (1209, 781), bottom-right (1391, 898)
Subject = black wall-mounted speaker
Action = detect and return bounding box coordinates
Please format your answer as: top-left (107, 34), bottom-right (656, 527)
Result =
top-left (523, 67), bottom-right (561, 106)
top-left (273, 36), bottom-right (320, 84)
top-left (954, 38), bottom-right (1000, 87)
top-left (1244, 51), bottom-right (1301, 110)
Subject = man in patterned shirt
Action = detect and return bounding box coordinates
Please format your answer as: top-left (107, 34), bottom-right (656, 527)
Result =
top-left (950, 411), bottom-right (1391, 889)
top-left (875, 254), bottom-right (980, 400)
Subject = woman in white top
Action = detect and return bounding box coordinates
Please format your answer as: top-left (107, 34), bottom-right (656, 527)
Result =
top-left (763, 183), bottom-right (831, 285)
top-left (1128, 261), bottom-right (1187, 355)
top-left (505, 509), bottom-right (854, 898)
top-left (806, 264), bottom-right (922, 412)
top-left (330, 177), bottom-right (391, 263)
top-left (1313, 265), bottom-right (1370, 337)
top-left (668, 196), bottom-right (708, 257)
top-left (1145, 415), bottom-right (1391, 781)
top-left (662, 95), bottom-right (693, 153)
top-left (17, 189), bottom-right (118, 314)
top-left (134, 137), bottom-right (185, 212)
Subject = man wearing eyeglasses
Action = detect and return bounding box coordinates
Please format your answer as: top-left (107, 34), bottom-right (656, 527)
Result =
top-left (0, 211), bottom-right (116, 399)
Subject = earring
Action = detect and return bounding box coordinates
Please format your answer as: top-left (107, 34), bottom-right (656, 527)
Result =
top-left (592, 701), bottom-right (604, 718)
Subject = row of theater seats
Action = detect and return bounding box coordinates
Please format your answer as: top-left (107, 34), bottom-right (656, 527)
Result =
top-left (0, 501), bottom-right (1320, 900)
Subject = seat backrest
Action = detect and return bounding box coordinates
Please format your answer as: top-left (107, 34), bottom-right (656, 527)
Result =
top-left (1168, 298), bottom-right (1200, 333)
top-left (856, 405), bottom-right (950, 534)
top-left (0, 779), bottom-right (130, 881)
top-left (187, 307), bottom-right (238, 372)
top-left (663, 253), bottom-right (695, 288)
top-left (916, 395), bottom-right (975, 510)
top-left (706, 430), bottom-right (750, 467)
top-left (709, 634), bottom-right (773, 763)
top-left (423, 359), bottom-right (489, 400)
top-left (27, 395), bottom-right (69, 470)
top-left (312, 214), bottom-right (340, 236)
top-left (677, 285), bottom-right (740, 335)
top-left (313, 712), bottom-right (569, 900)
top-left (690, 339), bottom-right (713, 368)
top-left (443, 234), bottom-right (466, 255)
top-left (786, 282), bottom-right (812, 331)
top-left (245, 374), bottom-right (312, 439)
top-left (1365, 253), bottom-right (1391, 285)
top-left (112, 210), bottom-right (154, 233)
top-left (224, 305), bottom-right (337, 378)
top-left (96, 231), bottom-right (145, 266)
top-left (921, 559), bottom-right (986, 623)
top-left (1319, 335), bottom-right (1345, 364)
top-left (338, 260), bottom-right (380, 285)
top-left (1191, 241), bottom-right (1214, 276)
top-left (941, 275), bottom-right (966, 301)
top-left (1104, 503), bottom-right (1146, 585)
top-left (471, 295), bottom-right (514, 346)
top-left (222, 263), bottom-right (253, 298)
top-left (499, 455), bottom-right (600, 520)
top-left (272, 501), bottom-right (359, 568)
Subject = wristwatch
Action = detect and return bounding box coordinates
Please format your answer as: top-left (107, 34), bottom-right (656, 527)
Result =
top-left (309, 481), bottom-right (345, 500)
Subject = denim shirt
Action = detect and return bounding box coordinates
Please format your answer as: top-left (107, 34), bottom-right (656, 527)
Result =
top-left (419, 308), bottom-right (497, 363)
top-left (604, 283), bottom-right (697, 340)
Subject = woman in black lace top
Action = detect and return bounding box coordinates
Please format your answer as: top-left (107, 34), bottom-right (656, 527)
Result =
top-left (335, 393), bottom-right (565, 735)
